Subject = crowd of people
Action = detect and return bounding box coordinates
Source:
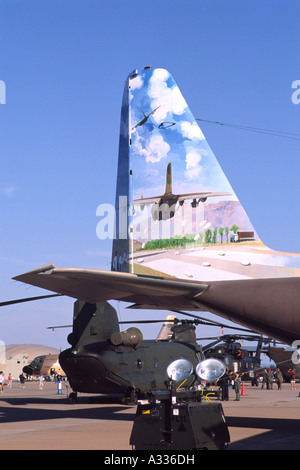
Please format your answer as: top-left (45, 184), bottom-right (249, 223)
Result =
top-left (0, 371), bottom-right (13, 392)
top-left (0, 367), bottom-right (297, 401)
top-left (216, 366), bottom-right (297, 401)
top-left (258, 367), bottom-right (296, 390)
top-left (0, 372), bottom-right (47, 390)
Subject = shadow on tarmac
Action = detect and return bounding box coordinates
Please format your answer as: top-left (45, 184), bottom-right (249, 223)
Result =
top-left (0, 396), bottom-right (136, 425)
top-left (1, 385), bottom-right (300, 450)
top-left (226, 416), bottom-right (300, 450)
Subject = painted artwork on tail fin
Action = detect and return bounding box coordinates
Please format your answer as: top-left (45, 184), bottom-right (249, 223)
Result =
top-left (112, 67), bottom-right (300, 281)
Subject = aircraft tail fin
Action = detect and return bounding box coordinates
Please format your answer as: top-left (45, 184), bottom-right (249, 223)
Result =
top-left (67, 301), bottom-right (119, 348)
top-left (156, 314), bottom-right (176, 340)
top-left (110, 70), bottom-right (133, 274)
top-left (109, 66), bottom-right (283, 281)
top-left (164, 162), bottom-right (172, 195)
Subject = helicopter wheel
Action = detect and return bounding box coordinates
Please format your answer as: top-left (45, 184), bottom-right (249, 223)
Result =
top-left (123, 389), bottom-right (138, 405)
top-left (68, 391), bottom-right (78, 404)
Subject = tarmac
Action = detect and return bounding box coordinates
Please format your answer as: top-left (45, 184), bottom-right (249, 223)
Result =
top-left (0, 380), bottom-right (299, 451)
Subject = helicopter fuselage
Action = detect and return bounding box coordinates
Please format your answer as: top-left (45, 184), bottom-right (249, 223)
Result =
top-left (205, 343), bottom-right (261, 380)
top-left (59, 338), bottom-right (203, 398)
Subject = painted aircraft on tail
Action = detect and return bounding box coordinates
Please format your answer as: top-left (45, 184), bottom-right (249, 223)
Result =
top-left (133, 162), bottom-right (231, 221)
top-left (131, 106), bottom-right (160, 131)
top-left (11, 66), bottom-right (300, 347)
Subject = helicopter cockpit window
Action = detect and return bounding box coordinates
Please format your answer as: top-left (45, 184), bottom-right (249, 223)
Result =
top-left (30, 355), bottom-right (45, 371)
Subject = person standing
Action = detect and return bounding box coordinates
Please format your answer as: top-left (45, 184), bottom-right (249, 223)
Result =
top-left (274, 368), bottom-right (283, 390)
top-left (7, 373), bottom-right (13, 389)
top-left (217, 367), bottom-right (230, 401)
top-left (38, 374), bottom-right (45, 390)
top-left (0, 371), bottom-right (4, 393)
top-left (288, 369), bottom-right (296, 390)
top-left (19, 373), bottom-right (26, 388)
top-left (267, 369), bottom-right (273, 390)
top-left (261, 369), bottom-right (268, 389)
top-left (229, 371), bottom-right (241, 401)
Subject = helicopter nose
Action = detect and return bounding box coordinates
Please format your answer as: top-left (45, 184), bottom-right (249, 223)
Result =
top-left (23, 365), bottom-right (33, 375)
top-left (59, 350), bottom-right (113, 393)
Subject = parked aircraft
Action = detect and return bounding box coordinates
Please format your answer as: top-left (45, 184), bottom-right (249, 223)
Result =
top-left (266, 345), bottom-right (300, 382)
top-left (49, 299), bottom-right (226, 403)
top-left (202, 334), bottom-right (265, 383)
top-left (23, 353), bottom-right (65, 380)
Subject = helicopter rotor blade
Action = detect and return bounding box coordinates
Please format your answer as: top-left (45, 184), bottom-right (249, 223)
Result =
top-left (47, 317), bottom-right (211, 330)
top-left (118, 318), bottom-right (228, 327)
top-left (0, 293), bottom-right (62, 307)
top-left (47, 318), bottom-right (179, 330)
top-left (170, 309), bottom-right (257, 333)
top-left (47, 324), bottom-right (72, 330)
top-left (118, 319), bottom-right (178, 324)
top-left (197, 333), bottom-right (266, 342)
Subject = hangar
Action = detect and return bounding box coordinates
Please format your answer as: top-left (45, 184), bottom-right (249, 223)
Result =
top-left (0, 344), bottom-right (59, 380)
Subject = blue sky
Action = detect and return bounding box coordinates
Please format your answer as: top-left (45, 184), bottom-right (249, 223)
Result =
top-left (0, 0), bottom-right (300, 350)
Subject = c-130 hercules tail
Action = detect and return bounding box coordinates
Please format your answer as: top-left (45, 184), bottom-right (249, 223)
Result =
top-left (14, 66), bottom-right (300, 346)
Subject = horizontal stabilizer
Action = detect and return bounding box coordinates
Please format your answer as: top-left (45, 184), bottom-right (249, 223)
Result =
top-left (13, 264), bottom-right (208, 308)
top-left (13, 264), bottom-right (300, 345)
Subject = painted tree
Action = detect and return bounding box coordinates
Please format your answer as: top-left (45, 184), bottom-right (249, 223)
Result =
top-left (205, 229), bottom-right (212, 245)
top-left (212, 227), bottom-right (218, 245)
top-left (230, 224), bottom-right (239, 234)
top-left (225, 227), bottom-right (229, 243)
top-left (219, 227), bottom-right (224, 244)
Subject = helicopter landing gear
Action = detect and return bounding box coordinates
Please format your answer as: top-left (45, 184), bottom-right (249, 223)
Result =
top-left (123, 388), bottom-right (138, 405)
top-left (68, 391), bottom-right (78, 404)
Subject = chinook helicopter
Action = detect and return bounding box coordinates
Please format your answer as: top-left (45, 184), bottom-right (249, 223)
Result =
top-left (59, 300), bottom-right (202, 403)
top-left (43, 298), bottom-right (261, 404)
top-left (41, 298), bottom-right (246, 404)
top-left (0, 291), bottom-right (258, 404)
